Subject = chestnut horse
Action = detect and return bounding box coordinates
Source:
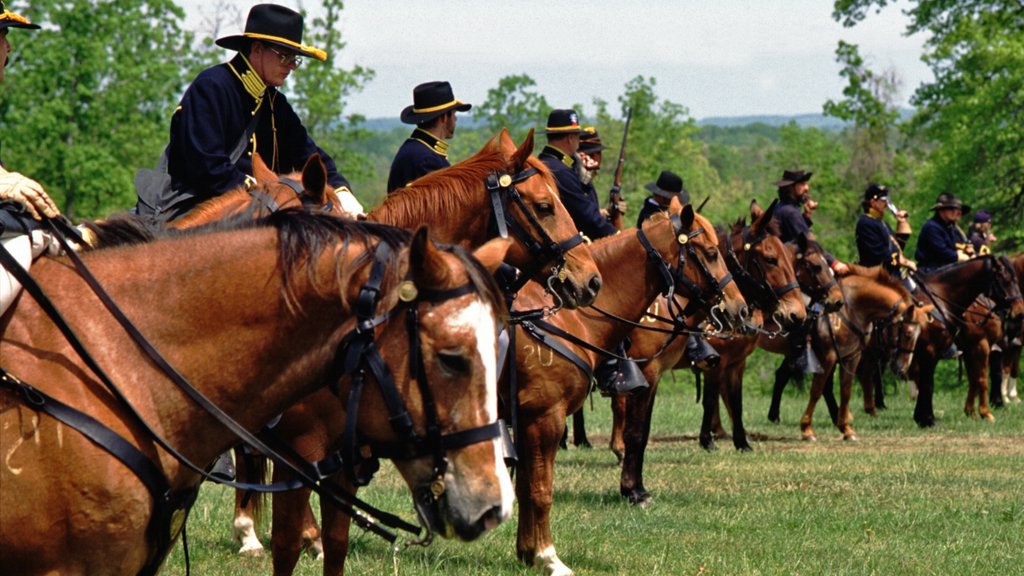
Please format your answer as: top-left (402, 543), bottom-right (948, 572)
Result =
top-left (611, 200), bottom-right (805, 504)
top-left (509, 206), bottom-right (747, 575)
top-left (0, 211), bottom-right (514, 575)
top-left (994, 253), bottom-right (1024, 405)
top-left (230, 129), bottom-right (602, 574)
top-left (901, 256), bottom-right (1024, 426)
top-left (787, 266), bottom-right (928, 441)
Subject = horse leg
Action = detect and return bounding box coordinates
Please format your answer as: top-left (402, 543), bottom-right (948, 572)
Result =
top-left (973, 342), bottom-right (995, 422)
top-left (856, 348), bottom-right (880, 416)
top-left (838, 356), bottom-right (859, 441)
top-left (989, 347), bottom-right (1004, 408)
top-left (724, 359), bottom-right (753, 452)
top-left (700, 368), bottom-right (724, 451)
top-left (620, 375), bottom-right (659, 505)
top-left (320, 473), bottom-right (357, 576)
top-left (800, 361), bottom-right (833, 442)
top-left (516, 409), bottom-right (573, 576)
top-left (572, 407), bottom-right (591, 448)
top-left (822, 369), bottom-right (839, 425)
top-left (609, 394), bottom-right (627, 464)
top-left (767, 359), bottom-right (793, 424)
top-left (914, 356), bottom-right (937, 427)
top-left (270, 483), bottom-right (315, 576)
top-left (233, 449), bottom-right (266, 556)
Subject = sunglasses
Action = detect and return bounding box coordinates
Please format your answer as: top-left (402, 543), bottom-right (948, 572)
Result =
top-left (267, 45), bottom-right (302, 68)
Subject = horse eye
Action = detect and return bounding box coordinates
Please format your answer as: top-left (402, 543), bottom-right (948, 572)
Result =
top-left (534, 202), bottom-right (554, 216)
top-left (707, 249), bottom-right (719, 259)
top-left (764, 257), bottom-right (778, 266)
top-left (436, 349), bottom-right (471, 376)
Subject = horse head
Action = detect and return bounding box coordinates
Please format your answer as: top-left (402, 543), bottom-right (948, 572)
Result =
top-left (340, 226), bottom-right (515, 541)
top-left (992, 255), bottom-right (1024, 322)
top-left (168, 153), bottom-right (343, 230)
top-left (670, 204), bottom-right (748, 330)
top-left (729, 198), bottom-right (805, 330)
top-left (790, 232), bottom-right (844, 312)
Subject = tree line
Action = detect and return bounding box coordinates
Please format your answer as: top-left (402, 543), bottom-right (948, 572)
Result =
top-left (1, 0), bottom-right (1020, 260)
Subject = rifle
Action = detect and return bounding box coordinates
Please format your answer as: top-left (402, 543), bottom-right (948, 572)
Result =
top-left (607, 107), bottom-right (632, 221)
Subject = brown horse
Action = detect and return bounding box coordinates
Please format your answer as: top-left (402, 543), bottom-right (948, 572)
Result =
top-left (231, 129), bottom-right (602, 574)
top-left (611, 200), bottom-right (805, 503)
top-left (169, 152), bottom-right (346, 229)
top-left (901, 256), bottom-right (1024, 426)
top-left (0, 211), bottom-right (514, 575)
top-left (790, 266), bottom-right (928, 441)
top-left (995, 253), bottom-right (1024, 405)
top-left (509, 206), bottom-right (746, 575)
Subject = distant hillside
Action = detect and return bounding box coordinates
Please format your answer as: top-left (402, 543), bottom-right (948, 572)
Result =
top-left (696, 114), bottom-right (848, 130)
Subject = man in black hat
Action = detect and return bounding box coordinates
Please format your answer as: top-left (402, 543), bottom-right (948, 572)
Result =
top-left (538, 109), bottom-right (618, 240)
top-left (387, 81), bottom-right (471, 193)
top-left (855, 183), bottom-right (916, 276)
top-left (636, 170), bottom-right (688, 228)
top-left (772, 168), bottom-right (849, 275)
top-left (915, 192), bottom-right (975, 272)
top-left (0, 2), bottom-right (66, 318)
top-left (577, 127), bottom-right (627, 229)
top-left (164, 3), bottom-right (359, 222)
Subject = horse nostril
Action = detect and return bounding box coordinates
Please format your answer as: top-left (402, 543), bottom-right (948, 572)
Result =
top-left (588, 274), bottom-right (603, 296)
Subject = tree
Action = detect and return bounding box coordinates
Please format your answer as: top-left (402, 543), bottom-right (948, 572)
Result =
top-left (288, 0), bottom-right (376, 199)
top-left (0, 0), bottom-right (202, 218)
top-left (834, 0), bottom-right (1024, 248)
top-left (473, 74), bottom-right (550, 143)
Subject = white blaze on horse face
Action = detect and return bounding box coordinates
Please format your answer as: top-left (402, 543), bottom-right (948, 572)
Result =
top-left (445, 297), bottom-right (514, 512)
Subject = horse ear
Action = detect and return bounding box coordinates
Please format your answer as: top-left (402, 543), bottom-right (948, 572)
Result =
top-left (512, 128), bottom-right (535, 171)
top-left (749, 198), bottom-right (763, 220)
top-left (752, 198), bottom-right (779, 235)
top-left (472, 237), bottom-right (512, 276)
top-left (410, 226), bottom-right (452, 289)
top-left (680, 203), bottom-right (696, 230)
top-left (252, 152), bottom-right (275, 183)
top-left (301, 153), bottom-right (328, 203)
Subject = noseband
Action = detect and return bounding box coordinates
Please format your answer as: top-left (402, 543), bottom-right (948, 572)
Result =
top-left (726, 227), bottom-right (799, 314)
top-left (486, 168), bottom-right (584, 293)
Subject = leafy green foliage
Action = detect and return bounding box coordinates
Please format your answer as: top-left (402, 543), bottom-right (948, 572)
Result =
top-left (0, 0), bottom-right (201, 218)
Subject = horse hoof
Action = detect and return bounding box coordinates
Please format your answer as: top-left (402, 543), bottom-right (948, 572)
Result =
top-left (843, 434), bottom-right (859, 442)
top-left (237, 543), bottom-right (265, 557)
top-left (801, 434), bottom-right (817, 442)
top-left (628, 489), bottom-right (652, 506)
top-left (574, 440), bottom-right (593, 449)
top-left (736, 443), bottom-right (754, 453)
top-left (700, 439), bottom-right (718, 452)
top-left (983, 413), bottom-right (996, 423)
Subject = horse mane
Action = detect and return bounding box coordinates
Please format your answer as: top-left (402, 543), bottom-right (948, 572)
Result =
top-left (371, 136), bottom-right (553, 226)
top-left (173, 186), bottom-right (252, 224)
top-left (80, 213), bottom-right (161, 248)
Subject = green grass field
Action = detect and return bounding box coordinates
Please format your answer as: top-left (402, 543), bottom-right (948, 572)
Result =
top-left (165, 353), bottom-right (1024, 575)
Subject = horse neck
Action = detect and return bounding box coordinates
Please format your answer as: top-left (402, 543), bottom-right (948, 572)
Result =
top-left (169, 188), bottom-right (253, 229)
top-left (840, 275), bottom-right (903, 328)
top-left (584, 228), bottom-right (677, 343)
top-left (87, 229), bottom-right (354, 476)
top-left (921, 257), bottom-right (993, 310)
top-left (368, 168), bottom-right (492, 248)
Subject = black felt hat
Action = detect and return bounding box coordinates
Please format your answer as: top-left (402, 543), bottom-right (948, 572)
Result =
top-left (215, 4), bottom-right (326, 62)
top-left (0, 1), bottom-right (40, 31)
top-left (645, 170), bottom-right (688, 201)
top-left (864, 183), bottom-right (890, 201)
top-left (400, 81), bottom-right (472, 124)
top-left (929, 192), bottom-right (970, 213)
top-left (543, 109), bottom-right (583, 135)
top-left (773, 169), bottom-right (813, 188)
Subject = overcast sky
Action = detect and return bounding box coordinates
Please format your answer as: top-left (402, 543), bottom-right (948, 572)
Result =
top-left (183, 0), bottom-right (931, 121)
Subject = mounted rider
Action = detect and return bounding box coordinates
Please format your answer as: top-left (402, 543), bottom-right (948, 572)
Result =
top-left (636, 170), bottom-right (688, 228)
top-left (387, 81), bottom-right (472, 193)
top-left (855, 183), bottom-right (917, 281)
top-left (914, 192), bottom-right (975, 273)
top-left (772, 169), bottom-right (850, 275)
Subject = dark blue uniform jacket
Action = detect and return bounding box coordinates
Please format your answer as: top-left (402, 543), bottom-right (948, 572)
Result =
top-left (538, 145), bottom-right (617, 240)
top-left (915, 216), bottom-right (970, 272)
top-left (636, 196), bottom-right (666, 228)
top-left (168, 54), bottom-right (347, 215)
top-left (387, 128), bottom-right (450, 193)
top-left (856, 212), bottom-right (904, 273)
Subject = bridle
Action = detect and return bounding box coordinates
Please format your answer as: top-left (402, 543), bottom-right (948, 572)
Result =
top-left (245, 177), bottom-right (336, 216)
top-left (726, 226), bottom-right (799, 316)
top-left (486, 168), bottom-right (585, 297)
top-left (789, 239), bottom-right (838, 306)
top-left (334, 241), bottom-right (508, 510)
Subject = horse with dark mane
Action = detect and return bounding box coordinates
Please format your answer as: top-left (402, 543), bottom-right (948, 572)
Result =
top-left (0, 210), bottom-right (514, 575)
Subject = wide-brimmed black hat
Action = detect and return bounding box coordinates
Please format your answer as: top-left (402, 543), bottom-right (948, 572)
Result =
top-left (864, 183), bottom-right (890, 201)
top-left (544, 109), bottom-right (583, 135)
top-left (773, 169), bottom-right (813, 188)
top-left (645, 170), bottom-right (688, 201)
top-left (578, 127), bottom-right (607, 154)
top-left (215, 4), bottom-right (326, 62)
top-left (0, 1), bottom-right (40, 31)
top-left (930, 192), bottom-right (970, 213)
top-left (400, 81), bottom-right (472, 124)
